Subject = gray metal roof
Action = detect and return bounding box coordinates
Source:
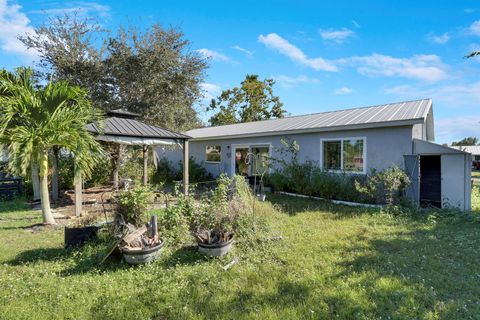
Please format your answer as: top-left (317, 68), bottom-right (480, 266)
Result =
top-left (107, 109), bottom-right (141, 118)
top-left (187, 98), bottom-right (432, 140)
top-left (450, 145), bottom-right (480, 155)
top-left (87, 117), bottom-right (190, 139)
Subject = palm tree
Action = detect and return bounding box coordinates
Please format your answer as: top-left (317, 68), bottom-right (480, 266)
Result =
top-left (0, 67), bottom-right (104, 224)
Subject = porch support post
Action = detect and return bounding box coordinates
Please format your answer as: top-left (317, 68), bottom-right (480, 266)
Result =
top-left (74, 166), bottom-right (83, 217)
top-left (183, 139), bottom-right (189, 196)
top-left (112, 144), bottom-right (120, 191)
top-left (143, 144), bottom-right (149, 186)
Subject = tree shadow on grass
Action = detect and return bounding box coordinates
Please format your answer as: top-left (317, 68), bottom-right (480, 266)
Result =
top-left (5, 240), bottom-right (126, 276)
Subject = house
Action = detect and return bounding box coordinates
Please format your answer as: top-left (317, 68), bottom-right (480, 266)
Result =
top-left (158, 98), bottom-right (471, 210)
top-left (450, 145), bottom-right (480, 168)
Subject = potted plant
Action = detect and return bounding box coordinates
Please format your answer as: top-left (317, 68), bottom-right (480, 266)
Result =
top-left (115, 186), bottom-right (164, 264)
top-left (192, 175), bottom-right (245, 257)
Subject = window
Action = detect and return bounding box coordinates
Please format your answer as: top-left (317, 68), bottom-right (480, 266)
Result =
top-left (205, 145), bottom-right (221, 162)
top-left (322, 138), bottom-right (365, 173)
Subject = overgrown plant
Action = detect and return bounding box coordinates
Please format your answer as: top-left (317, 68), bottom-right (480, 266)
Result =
top-left (355, 166), bottom-right (411, 205)
top-left (117, 186), bottom-right (153, 226)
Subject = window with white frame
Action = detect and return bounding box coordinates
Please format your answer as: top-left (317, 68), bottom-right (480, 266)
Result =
top-left (322, 138), bottom-right (365, 173)
top-left (205, 145), bottom-right (221, 162)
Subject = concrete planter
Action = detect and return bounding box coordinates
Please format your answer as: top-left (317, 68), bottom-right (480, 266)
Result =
top-left (121, 241), bottom-right (164, 265)
top-left (198, 236), bottom-right (234, 257)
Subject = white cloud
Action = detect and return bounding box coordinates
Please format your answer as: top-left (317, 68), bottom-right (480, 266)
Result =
top-left (319, 28), bottom-right (355, 43)
top-left (345, 53), bottom-right (448, 82)
top-left (272, 75), bottom-right (319, 88)
top-left (428, 32), bottom-right (450, 44)
top-left (352, 20), bottom-right (360, 28)
top-left (30, 2), bottom-right (110, 17)
top-left (384, 82), bottom-right (480, 106)
top-left (197, 48), bottom-right (230, 62)
top-left (0, 0), bottom-right (36, 58)
top-left (469, 20), bottom-right (480, 36)
top-left (334, 87), bottom-right (354, 95)
top-left (465, 8), bottom-right (475, 14)
top-left (200, 82), bottom-right (221, 100)
top-left (231, 45), bottom-right (252, 57)
top-left (258, 33), bottom-right (338, 72)
top-left (436, 116), bottom-right (480, 144)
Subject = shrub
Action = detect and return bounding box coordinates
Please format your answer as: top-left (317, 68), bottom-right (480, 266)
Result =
top-left (355, 165), bottom-right (411, 205)
top-left (117, 186), bottom-right (153, 226)
top-left (152, 157), bottom-right (177, 185)
top-left (176, 156), bottom-right (213, 183)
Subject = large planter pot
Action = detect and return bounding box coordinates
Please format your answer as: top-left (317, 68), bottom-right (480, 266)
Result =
top-left (198, 236), bottom-right (234, 257)
top-left (121, 241), bottom-right (164, 265)
top-left (64, 226), bottom-right (99, 248)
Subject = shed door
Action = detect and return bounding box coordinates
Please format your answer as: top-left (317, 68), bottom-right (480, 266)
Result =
top-left (420, 155), bottom-right (441, 208)
top-left (404, 155), bottom-right (419, 203)
top-left (441, 154), bottom-right (466, 209)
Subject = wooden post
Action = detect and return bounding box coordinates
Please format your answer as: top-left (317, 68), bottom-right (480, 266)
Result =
top-left (143, 145), bottom-right (149, 186)
top-left (51, 146), bottom-right (59, 203)
top-left (183, 140), bottom-right (189, 196)
top-left (112, 144), bottom-right (120, 191)
top-left (74, 167), bottom-right (82, 217)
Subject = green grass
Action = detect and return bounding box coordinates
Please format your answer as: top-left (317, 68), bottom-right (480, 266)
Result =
top-left (1, 197), bottom-right (480, 319)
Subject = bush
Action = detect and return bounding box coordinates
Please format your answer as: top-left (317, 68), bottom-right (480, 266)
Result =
top-left (117, 186), bottom-right (153, 226)
top-left (355, 165), bottom-right (410, 205)
top-left (152, 157), bottom-right (177, 185)
top-left (176, 156), bottom-right (213, 183)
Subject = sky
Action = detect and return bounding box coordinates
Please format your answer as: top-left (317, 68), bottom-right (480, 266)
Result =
top-left (1, 0), bottom-right (480, 143)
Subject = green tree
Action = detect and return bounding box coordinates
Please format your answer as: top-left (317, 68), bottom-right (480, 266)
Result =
top-left (207, 74), bottom-right (286, 126)
top-left (19, 14), bottom-right (208, 131)
top-left (451, 137), bottom-right (479, 146)
top-left (0, 68), bottom-right (103, 224)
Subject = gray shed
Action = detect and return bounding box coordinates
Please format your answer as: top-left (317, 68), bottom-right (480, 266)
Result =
top-left (405, 139), bottom-right (472, 210)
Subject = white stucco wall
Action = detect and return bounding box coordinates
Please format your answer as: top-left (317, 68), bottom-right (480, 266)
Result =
top-left (157, 125), bottom-right (414, 177)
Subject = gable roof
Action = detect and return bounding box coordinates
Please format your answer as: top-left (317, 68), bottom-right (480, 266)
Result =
top-left (187, 98), bottom-right (432, 140)
top-left (450, 145), bottom-right (480, 155)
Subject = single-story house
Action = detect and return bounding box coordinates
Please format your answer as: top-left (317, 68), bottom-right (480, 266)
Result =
top-left (158, 98), bottom-right (471, 210)
top-left (450, 145), bottom-right (480, 167)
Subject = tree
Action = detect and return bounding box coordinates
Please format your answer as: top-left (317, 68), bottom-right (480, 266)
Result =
top-left (465, 52), bottom-right (480, 58)
top-left (451, 137), bottom-right (478, 146)
top-left (0, 67), bottom-right (103, 224)
top-left (19, 13), bottom-right (208, 131)
top-left (207, 74), bottom-right (286, 126)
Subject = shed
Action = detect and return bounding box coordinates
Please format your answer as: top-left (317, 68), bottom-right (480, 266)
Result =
top-left (405, 139), bottom-right (471, 210)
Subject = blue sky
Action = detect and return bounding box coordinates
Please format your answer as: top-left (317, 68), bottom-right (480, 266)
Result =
top-left (1, 0), bottom-right (480, 143)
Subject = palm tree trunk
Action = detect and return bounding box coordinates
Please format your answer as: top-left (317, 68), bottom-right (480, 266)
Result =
top-left (51, 146), bottom-right (59, 203)
top-left (39, 152), bottom-right (55, 224)
top-left (31, 163), bottom-right (40, 202)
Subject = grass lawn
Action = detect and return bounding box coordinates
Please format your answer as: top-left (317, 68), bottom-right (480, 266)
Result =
top-left (1, 197), bottom-right (480, 319)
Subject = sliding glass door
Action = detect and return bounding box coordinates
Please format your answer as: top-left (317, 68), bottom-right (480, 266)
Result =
top-left (233, 145), bottom-right (270, 177)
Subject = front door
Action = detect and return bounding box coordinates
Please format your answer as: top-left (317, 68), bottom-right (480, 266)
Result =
top-left (235, 148), bottom-right (249, 176)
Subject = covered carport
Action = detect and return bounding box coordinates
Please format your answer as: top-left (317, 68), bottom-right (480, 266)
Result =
top-left (73, 109), bottom-right (191, 216)
top-left (405, 139), bottom-right (471, 210)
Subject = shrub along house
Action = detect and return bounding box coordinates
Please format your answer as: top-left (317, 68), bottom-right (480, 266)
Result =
top-left (158, 99), bottom-right (471, 210)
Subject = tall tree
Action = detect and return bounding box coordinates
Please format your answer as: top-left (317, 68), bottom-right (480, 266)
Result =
top-left (207, 74), bottom-right (285, 126)
top-left (451, 137), bottom-right (478, 146)
top-left (0, 68), bottom-right (103, 224)
top-left (19, 14), bottom-right (208, 131)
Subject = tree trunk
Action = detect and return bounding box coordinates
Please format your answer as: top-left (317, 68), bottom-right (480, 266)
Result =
top-left (74, 167), bottom-right (82, 217)
top-left (51, 146), bottom-right (59, 203)
top-left (39, 152), bottom-right (55, 225)
top-left (31, 163), bottom-right (40, 202)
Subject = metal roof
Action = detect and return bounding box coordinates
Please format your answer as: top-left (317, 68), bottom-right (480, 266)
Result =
top-left (450, 145), bottom-right (480, 155)
top-left (107, 109), bottom-right (141, 118)
top-left (187, 98), bottom-right (432, 140)
top-left (87, 117), bottom-right (190, 140)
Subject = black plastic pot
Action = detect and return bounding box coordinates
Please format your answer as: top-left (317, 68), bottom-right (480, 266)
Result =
top-left (64, 226), bottom-right (99, 248)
